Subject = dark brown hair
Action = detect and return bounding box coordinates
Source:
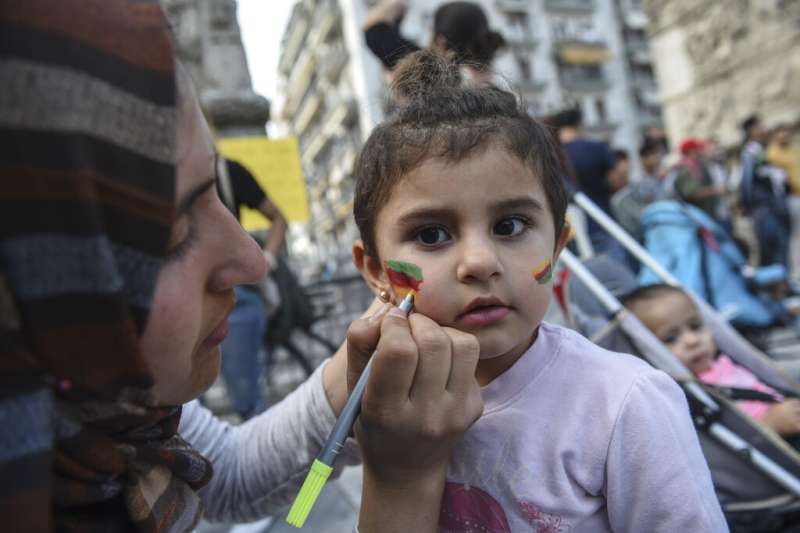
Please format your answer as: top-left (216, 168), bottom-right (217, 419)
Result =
top-left (433, 2), bottom-right (505, 67)
top-left (620, 283), bottom-right (690, 314)
top-left (353, 50), bottom-right (569, 257)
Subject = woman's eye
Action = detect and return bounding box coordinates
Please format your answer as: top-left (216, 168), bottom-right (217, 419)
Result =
top-left (415, 226), bottom-right (450, 246)
top-left (493, 217), bottom-right (529, 237)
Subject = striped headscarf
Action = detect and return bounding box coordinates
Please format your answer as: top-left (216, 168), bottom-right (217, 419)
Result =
top-left (0, 1), bottom-right (212, 531)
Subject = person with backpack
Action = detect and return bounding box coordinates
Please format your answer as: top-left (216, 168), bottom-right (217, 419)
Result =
top-left (216, 157), bottom-right (288, 419)
top-left (739, 114), bottom-right (790, 267)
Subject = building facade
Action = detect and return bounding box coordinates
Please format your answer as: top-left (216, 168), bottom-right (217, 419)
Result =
top-left (277, 0), bottom-right (665, 276)
top-left (644, 0), bottom-right (800, 149)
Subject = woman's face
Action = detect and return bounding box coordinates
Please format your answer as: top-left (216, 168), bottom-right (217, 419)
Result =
top-left (140, 92), bottom-right (266, 406)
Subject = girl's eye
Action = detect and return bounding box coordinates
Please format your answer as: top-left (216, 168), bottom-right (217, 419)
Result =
top-left (689, 320), bottom-right (704, 331)
top-left (415, 226), bottom-right (450, 246)
top-left (662, 335), bottom-right (678, 345)
top-left (493, 216), bottom-right (530, 237)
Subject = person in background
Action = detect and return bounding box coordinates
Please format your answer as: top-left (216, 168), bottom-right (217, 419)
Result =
top-left (214, 157), bottom-right (287, 419)
top-left (766, 125), bottom-right (800, 277)
top-left (609, 149), bottom-right (630, 193)
top-left (740, 114), bottom-right (791, 267)
top-left (611, 141), bottom-right (666, 243)
top-left (673, 137), bottom-right (726, 220)
top-left (553, 106), bottom-right (627, 263)
top-left (703, 137), bottom-right (733, 229)
top-left (363, 0), bottom-right (505, 83)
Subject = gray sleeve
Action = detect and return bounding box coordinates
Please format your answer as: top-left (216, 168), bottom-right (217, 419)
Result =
top-left (179, 361), bottom-right (362, 523)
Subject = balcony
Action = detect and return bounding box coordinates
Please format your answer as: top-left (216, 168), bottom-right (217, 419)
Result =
top-left (321, 43), bottom-right (349, 82)
top-left (559, 68), bottom-right (608, 93)
top-left (556, 40), bottom-right (609, 65)
top-left (293, 93), bottom-right (322, 136)
top-left (495, 0), bottom-right (531, 13)
top-left (545, 0), bottom-right (594, 12)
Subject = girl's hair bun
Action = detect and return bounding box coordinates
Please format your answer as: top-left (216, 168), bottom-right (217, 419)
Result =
top-left (390, 50), bottom-right (463, 104)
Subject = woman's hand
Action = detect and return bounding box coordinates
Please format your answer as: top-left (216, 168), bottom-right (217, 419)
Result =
top-left (762, 399), bottom-right (800, 436)
top-left (346, 305), bottom-right (483, 533)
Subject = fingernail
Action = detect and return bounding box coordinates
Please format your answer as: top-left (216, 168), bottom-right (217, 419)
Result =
top-left (388, 307), bottom-right (408, 319)
top-left (367, 303), bottom-right (391, 324)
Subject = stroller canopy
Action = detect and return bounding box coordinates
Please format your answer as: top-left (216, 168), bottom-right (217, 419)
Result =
top-left (639, 201), bottom-right (778, 328)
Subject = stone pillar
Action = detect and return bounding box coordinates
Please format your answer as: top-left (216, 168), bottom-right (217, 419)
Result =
top-left (162, 0), bottom-right (270, 137)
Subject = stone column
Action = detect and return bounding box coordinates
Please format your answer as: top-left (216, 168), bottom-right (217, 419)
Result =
top-left (162, 0), bottom-right (270, 137)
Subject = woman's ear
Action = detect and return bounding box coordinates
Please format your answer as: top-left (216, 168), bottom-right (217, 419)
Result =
top-left (353, 240), bottom-right (388, 296)
top-left (553, 222), bottom-right (572, 261)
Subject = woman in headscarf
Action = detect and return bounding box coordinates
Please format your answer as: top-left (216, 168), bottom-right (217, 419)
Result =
top-left (0, 1), bottom-right (483, 531)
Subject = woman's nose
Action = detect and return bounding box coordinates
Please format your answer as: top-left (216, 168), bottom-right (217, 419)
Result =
top-left (456, 234), bottom-right (502, 283)
top-left (210, 207), bottom-right (267, 291)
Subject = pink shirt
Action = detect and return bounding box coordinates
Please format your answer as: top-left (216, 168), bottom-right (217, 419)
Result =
top-left (441, 322), bottom-right (726, 532)
top-left (698, 353), bottom-right (781, 420)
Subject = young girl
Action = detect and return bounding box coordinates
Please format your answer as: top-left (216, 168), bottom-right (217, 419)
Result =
top-left (352, 51), bottom-right (727, 532)
top-left (623, 283), bottom-right (800, 439)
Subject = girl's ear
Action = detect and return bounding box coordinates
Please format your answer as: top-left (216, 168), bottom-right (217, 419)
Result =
top-left (353, 240), bottom-right (388, 296)
top-left (553, 222), bottom-right (572, 261)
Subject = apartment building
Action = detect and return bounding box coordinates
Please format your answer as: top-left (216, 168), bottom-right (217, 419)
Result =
top-left (278, 0), bottom-right (664, 276)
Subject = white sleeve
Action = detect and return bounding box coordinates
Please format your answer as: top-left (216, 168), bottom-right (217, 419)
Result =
top-left (605, 370), bottom-right (728, 532)
top-left (178, 361), bottom-right (361, 523)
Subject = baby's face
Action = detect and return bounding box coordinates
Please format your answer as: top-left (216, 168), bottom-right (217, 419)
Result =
top-left (366, 147), bottom-right (568, 382)
top-left (635, 292), bottom-right (717, 375)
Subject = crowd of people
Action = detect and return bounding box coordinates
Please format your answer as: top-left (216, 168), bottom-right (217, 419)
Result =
top-left (2, 0), bottom-right (800, 531)
top-left (552, 106), bottom-right (799, 278)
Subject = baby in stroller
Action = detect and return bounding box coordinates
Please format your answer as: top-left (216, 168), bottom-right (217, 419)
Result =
top-left (623, 283), bottom-right (800, 440)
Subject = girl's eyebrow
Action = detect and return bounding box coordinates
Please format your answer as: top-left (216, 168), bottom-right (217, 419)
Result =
top-left (176, 177), bottom-right (215, 216)
top-left (491, 197), bottom-right (544, 213)
top-left (395, 206), bottom-right (456, 227)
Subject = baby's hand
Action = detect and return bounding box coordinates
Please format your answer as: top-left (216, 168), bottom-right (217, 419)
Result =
top-left (762, 399), bottom-right (800, 436)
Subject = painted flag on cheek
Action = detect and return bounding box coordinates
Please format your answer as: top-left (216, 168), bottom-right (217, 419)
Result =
top-left (385, 259), bottom-right (423, 298)
top-left (533, 258), bottom-right (553, 285)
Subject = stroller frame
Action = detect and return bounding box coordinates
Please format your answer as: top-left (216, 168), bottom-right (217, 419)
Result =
top-left (561, 249), bottom-right (800, 498)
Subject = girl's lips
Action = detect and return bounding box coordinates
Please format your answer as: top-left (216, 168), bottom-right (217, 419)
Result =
top-left (203, 317), bottom-right (229, 348)
top-left (457, 305), bottom-right (510, 327)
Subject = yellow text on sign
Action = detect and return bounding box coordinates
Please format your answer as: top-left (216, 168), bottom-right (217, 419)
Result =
top-left (217, 136), bottom-right (309, 230)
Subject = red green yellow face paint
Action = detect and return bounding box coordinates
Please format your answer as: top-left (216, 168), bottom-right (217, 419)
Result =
top-left (533, 258), bottom-right (553, 285)
top-left (385, 260), bottom-right (423, 298)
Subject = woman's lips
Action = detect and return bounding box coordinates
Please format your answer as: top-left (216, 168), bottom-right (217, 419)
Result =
top-left (457, 305), bottom-right (510, 327)
top-left (203, 317), bottom-right (230, 348)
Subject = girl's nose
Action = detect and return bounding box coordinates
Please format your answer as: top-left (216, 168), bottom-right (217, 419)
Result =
top-left (209, 206), bottom-right (267, 291)
top-left (456, 234), bottom-right (502, 283)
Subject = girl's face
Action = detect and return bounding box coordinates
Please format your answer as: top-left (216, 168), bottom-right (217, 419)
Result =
top-left (635, 292), bottom-right (716, 375)
top-left (140, 93), bottom-right (266, 406)
top-left (356, 147), bottom-right (569, 384)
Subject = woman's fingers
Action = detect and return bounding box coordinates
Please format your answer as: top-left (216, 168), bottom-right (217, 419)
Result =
top-left (441, 327), bottom-right (481, 397)
top-left (363, 309), bottom-right (419, 409)
top-left (408, 313), bottom-right (454, 401)
top-left (346, 299), bottom-right (390, 392)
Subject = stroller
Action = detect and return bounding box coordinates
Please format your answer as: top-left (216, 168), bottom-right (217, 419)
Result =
top-left (638, 200), bottom-right (794, 334)
top-left (560, 191), bottom-right (800, 531)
